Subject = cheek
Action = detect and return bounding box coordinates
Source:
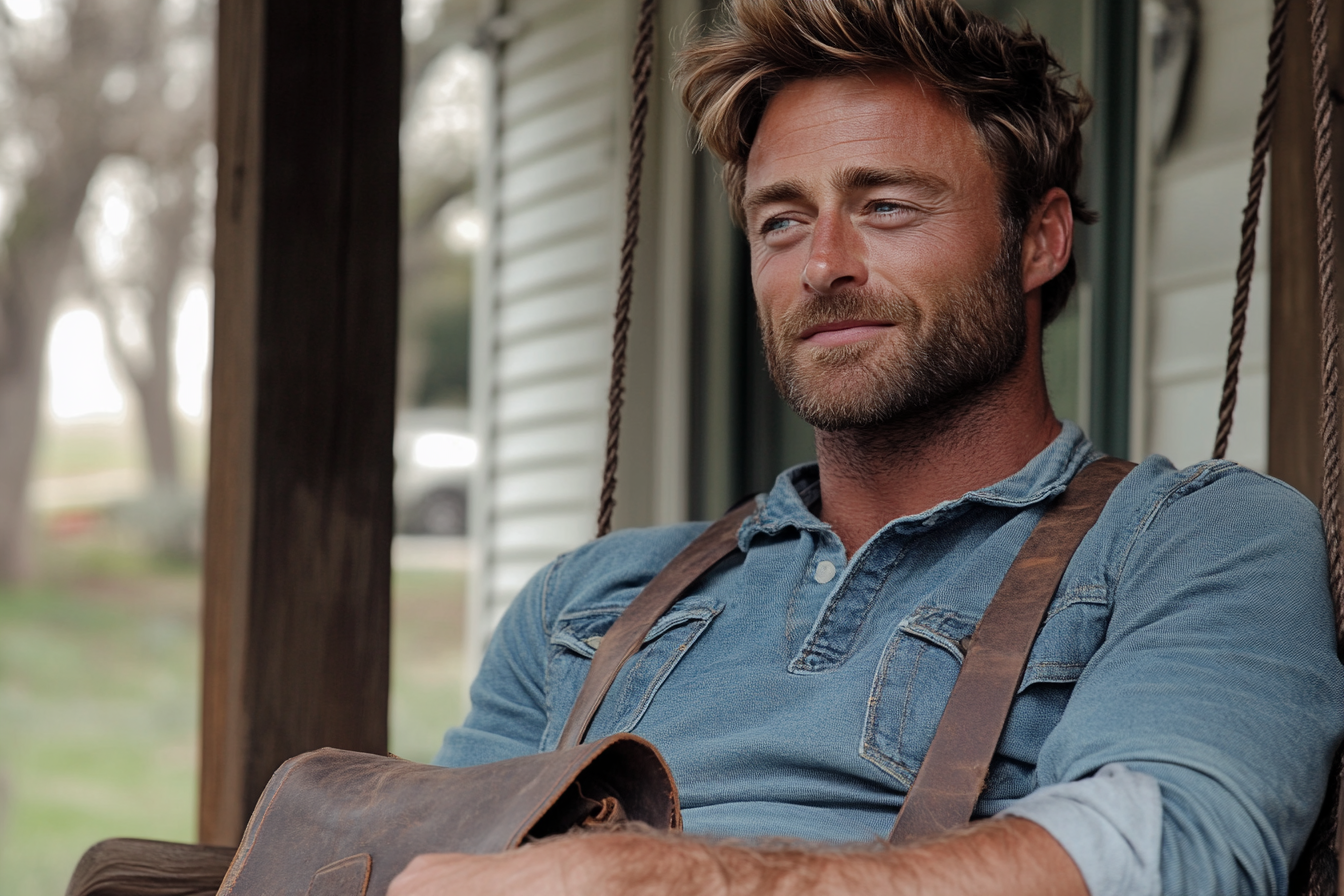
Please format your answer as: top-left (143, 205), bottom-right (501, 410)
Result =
top-left (751, 252), bottom-right (800, 306)
top-left (864, 223), bottom-right (998, 290)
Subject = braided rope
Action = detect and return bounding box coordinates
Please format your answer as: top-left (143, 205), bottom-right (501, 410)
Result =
top-left (1215, 0), bottom-right (1289, 459)
top-left (596, 0), bottom-right (659, 537)
top-left (1310, 0), bottom-right (1344, 637)
top-left (1305, 0), bottom-right (1344, 890)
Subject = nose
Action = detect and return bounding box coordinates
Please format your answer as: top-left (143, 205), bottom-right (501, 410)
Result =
top-left (803, 213), bottom-right (868, 294)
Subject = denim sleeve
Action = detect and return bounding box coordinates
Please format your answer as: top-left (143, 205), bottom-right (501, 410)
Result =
top-left (432, 554), bottom-right (564, 767)
top-left (1034, 465), bottom-right (1344, 895)
top-left (998, 763), bottom-right (1162, 896)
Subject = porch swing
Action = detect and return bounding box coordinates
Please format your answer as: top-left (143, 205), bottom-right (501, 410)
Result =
top-left (62, 0), bottom-right (1344, 894)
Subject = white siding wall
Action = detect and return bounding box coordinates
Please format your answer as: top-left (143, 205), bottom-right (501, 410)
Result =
top-left (1136, 0), bottom-right (1270, 470)
top-left (470, 0), bottom-right (629, 655)
top-left (468, 0), bottom-right (697, 665)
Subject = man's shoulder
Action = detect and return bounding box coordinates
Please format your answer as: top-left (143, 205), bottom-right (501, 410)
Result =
top-left (535, 518), bottom-right (723, 627)
top-left (1112, 454), bottom-right (1319, 527)
top-left (1094, 455), bottom-right (1327, 589)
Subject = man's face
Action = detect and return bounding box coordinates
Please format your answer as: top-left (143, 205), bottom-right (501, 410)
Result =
top-left (743, 72), bottom-right (1027, 431)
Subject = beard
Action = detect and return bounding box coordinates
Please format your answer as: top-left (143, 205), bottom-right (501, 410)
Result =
top-left (758, 240), bottom-right (1028, 432)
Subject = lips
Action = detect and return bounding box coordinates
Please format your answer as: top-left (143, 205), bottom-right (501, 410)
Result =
top-left (798, 319), bottom-right (893, 347)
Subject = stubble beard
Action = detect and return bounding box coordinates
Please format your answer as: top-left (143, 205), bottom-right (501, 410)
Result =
top-left (758, 241), bottom-right (1028, 433)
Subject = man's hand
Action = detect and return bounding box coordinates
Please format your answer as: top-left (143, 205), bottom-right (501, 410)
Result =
top-left (387, 817), bottom-right (1088, 896)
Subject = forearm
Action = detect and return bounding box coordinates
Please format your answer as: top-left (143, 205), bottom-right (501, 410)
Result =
top-left (390, 817), bottom-right (1088, 896)
top-left (605, 816), bottom-right (1086, 896)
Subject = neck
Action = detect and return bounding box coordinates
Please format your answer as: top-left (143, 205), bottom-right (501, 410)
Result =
top-left (814, 351), bottom-right (1060, 556)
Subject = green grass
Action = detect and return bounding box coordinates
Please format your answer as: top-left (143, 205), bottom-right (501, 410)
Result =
top-left (0, 527), bottom-right (467, 896)
top-left (31, 421), bottom-right (143, 480)
top-left (390, 569), bottom-right (468, 764)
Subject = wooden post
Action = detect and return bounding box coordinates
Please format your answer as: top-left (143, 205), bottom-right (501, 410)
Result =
top-left (1270, 0), bottom-right (1344, 499)
top-left (200, 0), bottom-right (401, 845)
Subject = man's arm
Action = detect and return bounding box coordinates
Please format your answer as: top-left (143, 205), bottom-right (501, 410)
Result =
top-left (387, 817), bottom-right (1087, 896)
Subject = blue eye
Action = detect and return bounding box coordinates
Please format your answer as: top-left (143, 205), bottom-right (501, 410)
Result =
top-left (763, 218), bottom-right (797, 234)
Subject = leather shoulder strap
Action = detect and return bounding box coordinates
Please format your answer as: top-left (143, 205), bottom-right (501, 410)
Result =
top-left (888, 455), bottom-right (1135, 845)
top-left (555, 500), bottom-right (757, 751)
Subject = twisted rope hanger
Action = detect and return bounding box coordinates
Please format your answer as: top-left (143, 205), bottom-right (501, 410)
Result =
top-left (1214, 0), bottom-right (1287, 460)
top-left (597, 0), bottom-right (659, 538)
top-left (1218, 0), bottom-right (1343, 891)
top-left (1307, 0), bottom-right (1344, 887)
top-left (1308, 0), bottom-right (1344, 638)
top-left (1215, 0), bottom-right (1342, 624)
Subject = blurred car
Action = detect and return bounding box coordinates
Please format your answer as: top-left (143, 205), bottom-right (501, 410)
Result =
top-left (393, 407), bottom-right (476, 536)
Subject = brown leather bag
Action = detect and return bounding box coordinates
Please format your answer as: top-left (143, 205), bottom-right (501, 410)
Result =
top-left (216, 735), bottom-right (680, 896)
top-left (66, 505), bottom-right (755, 896)
top-left (68, 459), bottom-right (1130, 896)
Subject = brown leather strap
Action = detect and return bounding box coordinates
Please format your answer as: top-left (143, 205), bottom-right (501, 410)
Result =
top-left (556, 499), bottom-right (757, 750)
top-left (888, 456), bottom-right (1135, 845)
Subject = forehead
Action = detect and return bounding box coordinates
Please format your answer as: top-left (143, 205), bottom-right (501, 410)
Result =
top-left (745, 71), bottom-right (994, 196)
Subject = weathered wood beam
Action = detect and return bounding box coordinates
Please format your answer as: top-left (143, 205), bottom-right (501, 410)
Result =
top-left (200, 0), bottom-right (401, 845)
top-left (1270, 0), bottom-right (1344, 500)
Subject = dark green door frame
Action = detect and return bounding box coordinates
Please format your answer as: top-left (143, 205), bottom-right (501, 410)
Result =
top-left (1087, 0), bottom-right (1140, 458)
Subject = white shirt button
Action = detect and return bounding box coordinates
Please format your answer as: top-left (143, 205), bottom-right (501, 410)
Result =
top-left (814, 560), bottom-right (837, 584)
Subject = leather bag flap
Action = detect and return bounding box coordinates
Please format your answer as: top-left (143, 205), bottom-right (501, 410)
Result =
top-left (218, 733), bottom-right (678, 896)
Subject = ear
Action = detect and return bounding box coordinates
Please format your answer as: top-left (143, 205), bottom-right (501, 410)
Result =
top-left (1021, 187), bottom-right (1074, 295)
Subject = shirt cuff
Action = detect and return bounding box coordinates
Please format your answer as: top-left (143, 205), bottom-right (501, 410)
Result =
top-left (995, 763), bottom-right (1162, 896)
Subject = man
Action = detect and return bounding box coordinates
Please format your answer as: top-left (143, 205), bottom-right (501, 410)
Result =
top-left (391, 1), bottom-right (1344, 893)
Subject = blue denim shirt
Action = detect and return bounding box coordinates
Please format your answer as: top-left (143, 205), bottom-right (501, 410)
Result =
top-left (438, 422), bottom-right (1344, 895)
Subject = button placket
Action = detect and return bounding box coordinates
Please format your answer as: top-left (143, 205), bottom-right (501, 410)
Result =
top-left (790, 536), bottom-right (910, 673)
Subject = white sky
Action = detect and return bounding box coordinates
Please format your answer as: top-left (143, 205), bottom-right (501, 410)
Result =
top-left (47, 307), bottom-right (125, 420)
top-left (46, 282), bottom-right (211, 424)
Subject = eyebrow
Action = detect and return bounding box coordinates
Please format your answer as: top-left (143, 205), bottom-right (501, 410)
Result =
top-left (831, 166), bottom-right (950, 196)
top-left (742, 166), bottom-right (951, 219)
top-left (742, 179), bottom-right (808, 217)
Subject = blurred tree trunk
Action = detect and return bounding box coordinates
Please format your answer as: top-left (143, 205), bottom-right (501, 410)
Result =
top-left (96, 160), bottom-right (199, 490)
top-left (0, 156), bottom-right (104, 580)
top-left (0, 0), bottom-right (137, 580)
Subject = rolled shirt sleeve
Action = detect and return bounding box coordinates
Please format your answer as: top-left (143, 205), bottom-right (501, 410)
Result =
top-left (1031, 463), bottom-right (1344, 895)
top-left (999, 763), bottom-right (1162, 896)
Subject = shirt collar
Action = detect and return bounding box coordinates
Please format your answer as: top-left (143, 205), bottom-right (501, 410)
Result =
top-left (738, 419), bottom-right (1099, 548)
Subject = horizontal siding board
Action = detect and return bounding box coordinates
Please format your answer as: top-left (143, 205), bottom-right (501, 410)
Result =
top-left (511, 0), bottom-right (583, 18)
top-left (495, 511), bottom-right (598, 552)
top-left (498, 326), bottom-right (612, 387)
top-left (491, 559), bottom-right (558, 596)
top-left (503, 50), bottom-right (616, 124)
top-left (504, 6), bottom-right (615, 82)
top-left (501, 184), bottom-right (610, 256)
top-left (1149, 158), bottom-right (1249, 286)
top-left (498, 287), bottom-right (609, 341)
top-left (502, 95), bottom-right (612, 168)
top-left (1148, 370), bottom-right (1267, 471)
top-left (497, 373), bottom-right (608, 426)
top-left (501, 141), bottom-right (611, 210)
top-left (499, 234), bottom-right (610, 298)
top-left (496, 419), bottom-right (606, 467)
top-left (495, 465), bottom-right (600, 511)
top-left (1150, 275), bottom-right (1267, 385)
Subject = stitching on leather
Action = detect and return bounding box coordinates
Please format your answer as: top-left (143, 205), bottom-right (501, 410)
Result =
top-left (217, 755), bottom-right (304, 894)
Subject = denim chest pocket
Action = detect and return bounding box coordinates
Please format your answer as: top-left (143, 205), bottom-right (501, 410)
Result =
top-left (861, 586), bottom-right (1110, 797)
top-left (538, 597), bottom-right (724, 751)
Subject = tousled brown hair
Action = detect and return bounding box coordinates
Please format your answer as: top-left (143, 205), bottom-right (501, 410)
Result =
top-left (674, 0), bottom-right (1096, 324)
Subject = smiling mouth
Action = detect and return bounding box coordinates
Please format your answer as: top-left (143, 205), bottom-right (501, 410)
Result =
top-left (798, 320), bottom-right (893, 347)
